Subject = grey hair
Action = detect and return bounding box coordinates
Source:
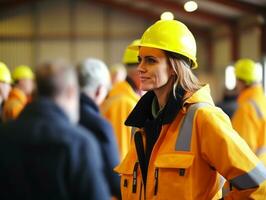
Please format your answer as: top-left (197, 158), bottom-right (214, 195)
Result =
top-left (77, 58), bottom-right (111, 94)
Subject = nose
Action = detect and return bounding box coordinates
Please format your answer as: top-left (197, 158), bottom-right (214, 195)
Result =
top-left (137, 61), bottom-right (146, 74)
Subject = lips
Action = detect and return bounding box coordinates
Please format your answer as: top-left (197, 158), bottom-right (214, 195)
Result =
top-left (139, 76), bottom-right (149, 81)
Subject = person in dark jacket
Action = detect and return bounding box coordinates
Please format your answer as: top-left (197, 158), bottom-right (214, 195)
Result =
top-left (217, 88), bottom-right (238, 118)
top-left (0, 60), bottom-right (109, 200)
top-left (77, 58), bottom-right (121, 198)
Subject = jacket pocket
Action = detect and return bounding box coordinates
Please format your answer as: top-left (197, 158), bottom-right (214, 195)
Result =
top-left (115, 158), bottom-right (141, 200)
top-left (154, 153), bottom-right (195, 200)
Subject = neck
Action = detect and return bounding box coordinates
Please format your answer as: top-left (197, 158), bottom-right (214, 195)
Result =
top-left (154, 77), bottom-right (174, 109)
top-left (54, 95), bottom-right (78, 124)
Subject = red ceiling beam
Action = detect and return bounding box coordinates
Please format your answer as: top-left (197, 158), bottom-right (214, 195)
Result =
top-left (211, 0), bottom-right (266, 14)
top-left (137, 0), bottom-right (233, 25)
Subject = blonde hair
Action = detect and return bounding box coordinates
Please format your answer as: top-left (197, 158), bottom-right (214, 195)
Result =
top-left (165, 51), bottom-right (203, 98)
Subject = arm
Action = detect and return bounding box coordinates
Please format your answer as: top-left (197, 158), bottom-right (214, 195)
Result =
top-left (198, 107), bottom-right (266, 199)
top-left (232, 103), bottom-right (259, 152)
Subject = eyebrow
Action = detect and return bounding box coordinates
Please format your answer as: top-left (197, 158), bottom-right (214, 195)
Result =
top-left (139, 55), bottom-right (157, 59)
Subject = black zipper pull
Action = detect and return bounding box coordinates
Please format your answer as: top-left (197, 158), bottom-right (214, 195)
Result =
top-left (154, 168), bottom-right (159, 195)
top-left (132, 162), bottom-right (139, 193)
top-left (179, 168), bottom-right (185, 176)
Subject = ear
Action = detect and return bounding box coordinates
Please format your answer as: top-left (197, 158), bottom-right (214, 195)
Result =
top-left (169, 65), bottom-right (176, 76)
top-left (95, 85), bottom-right (108, 105)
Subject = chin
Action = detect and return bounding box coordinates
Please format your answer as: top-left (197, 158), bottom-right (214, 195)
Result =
top-left (140, 85), bottom-right (153, 91)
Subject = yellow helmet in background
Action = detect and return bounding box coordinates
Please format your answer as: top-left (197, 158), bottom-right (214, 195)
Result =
top-left (130, 20), bottom-right (197, 68)
top-left (234, 58), bottom-right (258, 85)
top-left (12, 65), bottom-right (34, 81)
top-left (122, 39), bottom-right (140, 65)
top-left (0, 62), bottom-right (12, 84)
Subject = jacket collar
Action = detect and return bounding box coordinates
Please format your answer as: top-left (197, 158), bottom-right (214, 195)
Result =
top-left (20, 97), bottom-right (70, 122)
top-left (125, 84), bottom-right (215, 128)
top-left (80, 92), bottom-right (99, 113)
top-left (125, 87), bottom-right (185, 128)
top-left (182, 84), bottom-right (214, 113)
top-left (9, 87), bottom-right (27, 104)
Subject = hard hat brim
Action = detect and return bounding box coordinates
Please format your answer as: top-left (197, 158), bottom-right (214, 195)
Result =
top-left (129, 43), bottom-right (198, 69)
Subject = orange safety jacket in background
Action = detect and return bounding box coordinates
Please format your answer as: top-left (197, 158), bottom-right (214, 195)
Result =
top-left (232, 84), bottom-right (266, 165)
top-left (2, 87), bottom-right (28, 122)
top-left (101, 80), bottom-right (140, 160)
top-left (115, 85), bottom-right (266, 200)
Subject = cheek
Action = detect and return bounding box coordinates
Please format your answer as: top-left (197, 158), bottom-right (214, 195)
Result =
top-left (154, 68), bottom-right (171, 86)
top-left (1, 85), bottom-right (10, 99)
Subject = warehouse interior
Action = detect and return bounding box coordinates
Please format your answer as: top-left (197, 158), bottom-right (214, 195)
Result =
top-left (0, 0), bottom-right (266, 101)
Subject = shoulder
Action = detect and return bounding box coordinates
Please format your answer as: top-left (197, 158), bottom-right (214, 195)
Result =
top-left (80, 109), bottom-right (114, 142)
top-left (191, 104), bottom-right (232, 129)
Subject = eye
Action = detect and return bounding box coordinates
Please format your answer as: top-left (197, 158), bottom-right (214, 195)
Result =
top-left (138, 56), bottom-right (142, 63)
top-left (146, 57), bottom-right (156, 64)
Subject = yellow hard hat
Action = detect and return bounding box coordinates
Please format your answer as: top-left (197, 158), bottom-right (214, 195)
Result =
top-left (234, 58), bottom-right (258, 84)
top-left (122, 39), bottom-right (140, 65)
top-left (130, 20), bottom-right (197, 68)
top-left (0, 62), bottom-right (12, 84)
top-left (12, 65), bottom-right (34, 81)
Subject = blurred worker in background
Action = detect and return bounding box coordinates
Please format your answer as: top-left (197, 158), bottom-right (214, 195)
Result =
top-left (77, 58), bottom-right (121, 199)
top-left (109, 63), bottom-right (127, 86)
top-left (232, 58), bottom-right (266, 165)
top-left (115, 19), bottom-right (266, 199)
top-left (0, 60), bottom-right (109, 200)
top-left (217, 88), bottom-right (238, 118)
top-left (2, 65), bottom-right (35, 122)
top-left (101, 39), bottom-right (142, 160)
top-left (0, 62), bottom-right (12, 122)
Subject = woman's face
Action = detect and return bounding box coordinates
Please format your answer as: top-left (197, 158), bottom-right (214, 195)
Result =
top-left (138, 47), bottom-right (174, 91)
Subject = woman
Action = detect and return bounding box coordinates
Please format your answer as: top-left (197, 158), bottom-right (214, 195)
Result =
top-left (115, 19), bottom-right (266, 199)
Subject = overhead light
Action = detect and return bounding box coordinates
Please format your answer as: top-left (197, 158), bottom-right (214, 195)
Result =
top-left (160, 11), bottom-right (174, 20)
top-left (184, 1), bottom-right (198, 12)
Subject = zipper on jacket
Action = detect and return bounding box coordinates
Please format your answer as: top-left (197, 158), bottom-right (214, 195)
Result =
top-left (154, 168), bottom-right (159, 195)
top-left (132, 162), bottom-right (139, 193)
top-left (124, 179), bottom-right (128, 187)
top-left (139, 182), bottom-right (143, 200)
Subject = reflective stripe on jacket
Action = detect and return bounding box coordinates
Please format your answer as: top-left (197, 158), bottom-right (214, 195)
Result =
top-left (2, 87), bottom-right (27, 122)
top-left (101, 81), bottom-right (140, 160)
top-left (232, 85), bottom-right (266, 165)
top-left (115, 85), bottom-right (266, 200)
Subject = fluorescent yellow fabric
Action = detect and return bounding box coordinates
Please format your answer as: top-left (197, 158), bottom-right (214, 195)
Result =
top-left (115, 85), bottom-right (266, 199)
top-left (2, 88), bottom-right (28, 122)
top-left (232, 85), bottom-right (266, 165)
top-left (101, 81), bottom-right (140, 160)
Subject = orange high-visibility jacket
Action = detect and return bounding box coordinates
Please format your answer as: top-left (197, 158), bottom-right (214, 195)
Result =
top-left (232, 84), bottom-right (266, 165)
top-left (115, 85), bottom-right (266, 200)
top-left (2, 88), bottom-right (28, 122)
top-left (101, 81), bottom-right (140, 160)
